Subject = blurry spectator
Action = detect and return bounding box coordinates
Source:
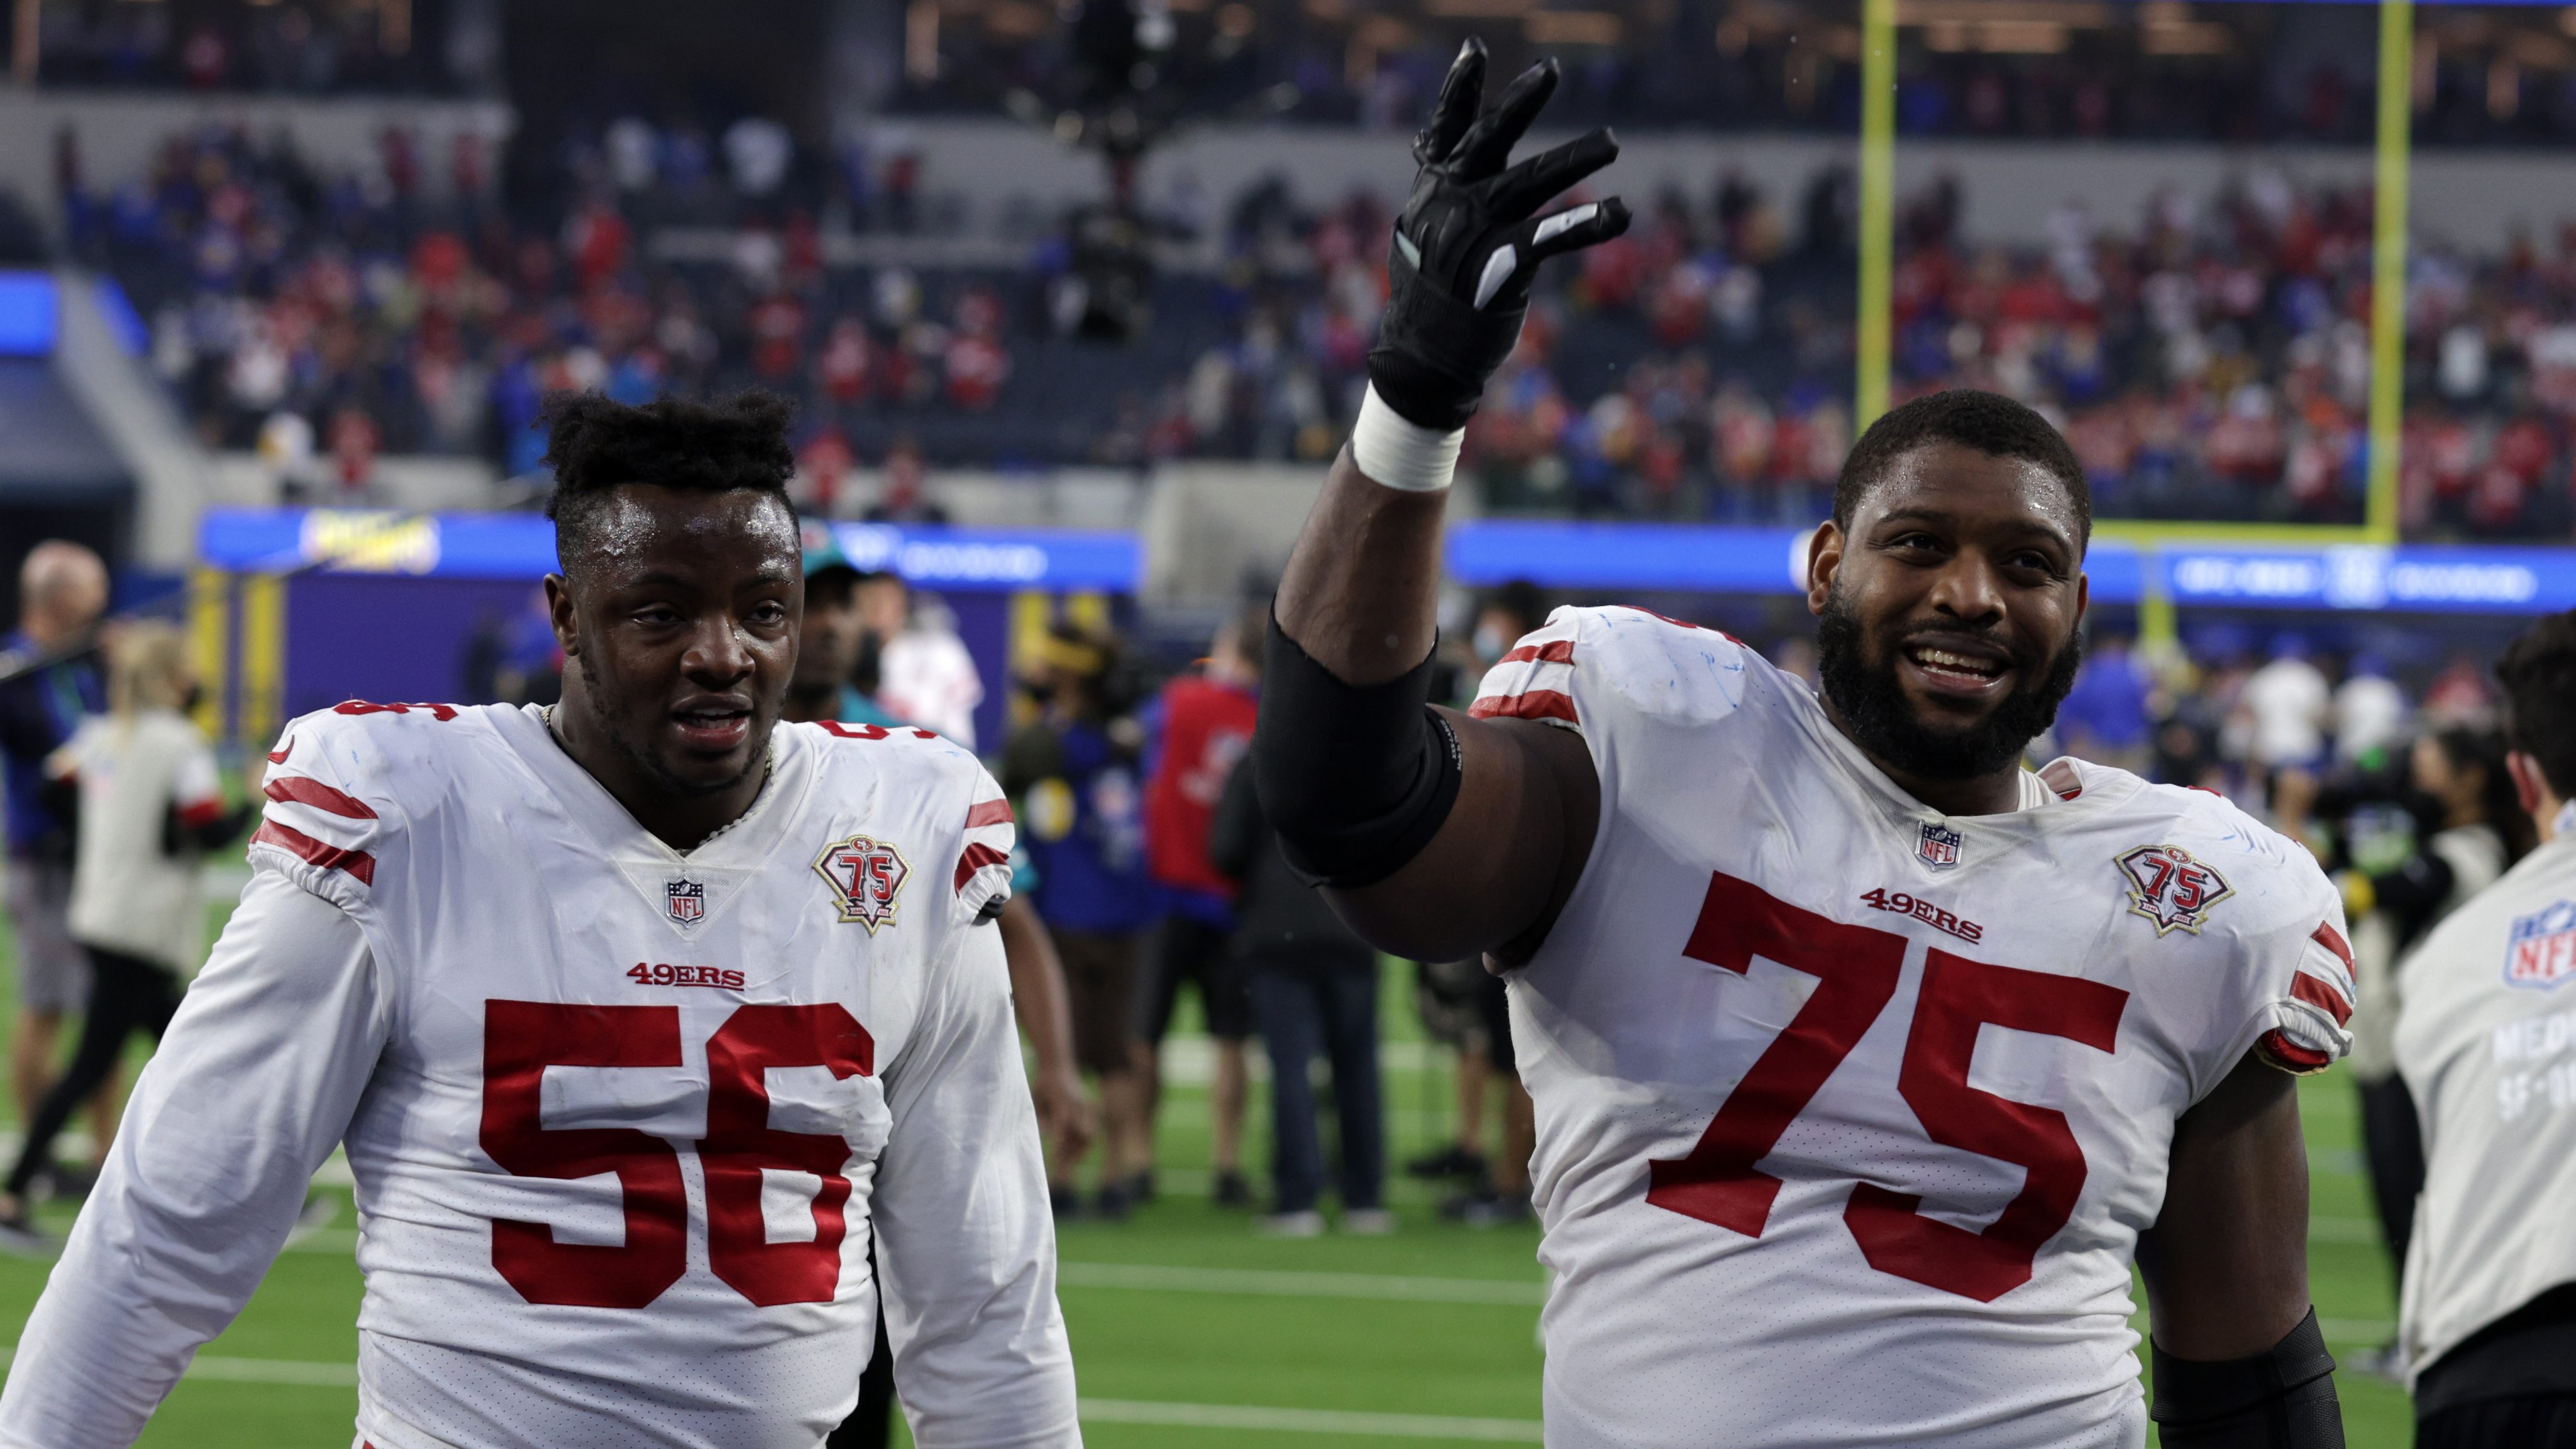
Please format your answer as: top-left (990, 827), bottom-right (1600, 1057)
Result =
top-left (2392, 614), bottom-right (2576, 1443)
top-left (2243, 633), bottom-right (2332, 808)
top-left (0, 623), bottom-right (252, 1243)
top-left (2335, 654), bottom-right (2413, 767)
top-left (855, 570), bottom-right (980, 749)
top-left (722, 117), bottom-right (793, 197)
top-left (2056, 631), bottom-right (2151, 775)
top-left (1133, 603), bottom-right (1263, 1209)
top-left (2330, 725), bottom-right (2529, 1378)
top-left (1002, 622), bottom-right (1155, 1218)
top-left (0, 543), bottom-right (118, 1189)
top-left (2423, 651), bottom-right (2504, 728)
top-left (863, 441), bottom-right (952, 526)
top-left (1209, 751), bottom-right (1388, 1238)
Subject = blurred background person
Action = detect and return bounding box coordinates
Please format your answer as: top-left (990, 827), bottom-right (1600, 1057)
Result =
top-left (2335, 653), bottom-right (2413, 769)
top-left (0, 622), bottom-right (251, 1243)
top-left (1132, 602), bottom-right (1263, 1208)
top-left (2330, 724), bottom-right (2531, 1376)
top-left (1210, 749), bottom-right (1387, 1238)
top-left (2055, 629), bottom-right (2151, 774)
top-left (0, 543), bottom-right (117, 1196)
top-left (2243, 631), bottom-right (2332, 811)
top-left (1003, 619), bottom-right (1153, 1218)
top-left (856, 570), bottom-right (982, 749)
top-left (2394, 611), bottom-right (2576, 1446)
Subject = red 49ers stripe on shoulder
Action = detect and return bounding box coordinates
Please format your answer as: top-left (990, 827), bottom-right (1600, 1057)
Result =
top-left (252, 820), bottom-right (377, 886)
top-left (265, 774), bottom-right (379, 820)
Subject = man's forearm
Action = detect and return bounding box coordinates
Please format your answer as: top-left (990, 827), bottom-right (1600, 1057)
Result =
top-left (1273, 449), bottom-right (1452, 685)
top-left (998, 898), bottom-right (1076, 1086)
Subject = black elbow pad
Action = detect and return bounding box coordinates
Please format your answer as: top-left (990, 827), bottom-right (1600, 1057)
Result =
top-left (1252, 614), bottom-right (1463, 890)
top-left (2152, 1308), bottom-right (2343, 1448)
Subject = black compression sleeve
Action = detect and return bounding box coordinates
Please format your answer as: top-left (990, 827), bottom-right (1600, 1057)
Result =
top-left (1252, 614), bottom-right (1464, 891)
top-left (2151, 1308), bottom-right (2343, 1448)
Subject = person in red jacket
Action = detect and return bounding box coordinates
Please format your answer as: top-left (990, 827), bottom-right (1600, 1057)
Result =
top-left (1132, 602), bottom-right (1264, 1206)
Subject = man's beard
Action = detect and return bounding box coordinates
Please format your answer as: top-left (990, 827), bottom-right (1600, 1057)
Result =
top-left (1815, 586), bottom-right (2082, 782)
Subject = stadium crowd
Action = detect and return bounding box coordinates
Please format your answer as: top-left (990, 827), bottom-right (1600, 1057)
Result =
top-left (50, 116), bottom-right (2576, 539)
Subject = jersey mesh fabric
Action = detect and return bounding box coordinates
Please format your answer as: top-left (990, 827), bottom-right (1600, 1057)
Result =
top-left (1472, 607), bottom-right (2352, 1449)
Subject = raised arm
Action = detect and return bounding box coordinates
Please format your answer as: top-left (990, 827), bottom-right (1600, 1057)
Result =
top-left (2135, 1052), bottom-right (2345, 1446)
top-left (0, 872), bottom-right (389, 1449)
top-left (1257, 38), bottom-right (1627, 964)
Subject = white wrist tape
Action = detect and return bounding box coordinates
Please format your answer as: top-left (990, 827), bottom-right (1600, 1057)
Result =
top-left (1351, 384), bottom-right (1466, 493)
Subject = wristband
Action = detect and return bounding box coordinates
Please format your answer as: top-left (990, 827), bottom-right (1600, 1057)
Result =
top-left (1351, 384), bottom-right (1466, 493)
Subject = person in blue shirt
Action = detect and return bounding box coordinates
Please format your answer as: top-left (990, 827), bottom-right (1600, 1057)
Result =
top-left (0, 543), bottom-right (118, 1190)
top-left (2057, 629), bottom-right (2153, 774)
top-left (1000, 619), bottom-right (1157, 1219)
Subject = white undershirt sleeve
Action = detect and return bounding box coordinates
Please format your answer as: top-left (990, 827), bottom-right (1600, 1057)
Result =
top-left (873, 921), bottom-right (1080, 1448)
top-left (0, 871), bottom-right (387, 1449)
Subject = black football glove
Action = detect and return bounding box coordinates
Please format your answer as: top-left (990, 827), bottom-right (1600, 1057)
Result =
top-left (1368, 38), bottom-right (1632, 431)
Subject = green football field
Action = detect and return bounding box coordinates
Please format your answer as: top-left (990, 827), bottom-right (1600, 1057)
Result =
top-left (0, 896), bottom-right (2417, 1447)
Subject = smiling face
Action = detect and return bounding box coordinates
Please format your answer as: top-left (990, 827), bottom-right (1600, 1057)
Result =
top-left (548, 484), bottom-right (802, 807)
top-left (1805, 440), bottom-right (2089, 785)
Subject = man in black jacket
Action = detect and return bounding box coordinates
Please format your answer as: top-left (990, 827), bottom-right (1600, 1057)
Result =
top-left (1210, 754), bottom-right (1387, 1237)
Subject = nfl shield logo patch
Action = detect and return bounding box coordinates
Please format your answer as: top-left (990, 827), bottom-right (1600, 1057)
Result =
top-left (665, 878), bottom-right (707, 925)
top-left (814, 834), bottom-right (910, 934)
top-left (2504, 901), bottom-right (2576, 990)
top-left (1917, 822), bottom-right (1962, 871)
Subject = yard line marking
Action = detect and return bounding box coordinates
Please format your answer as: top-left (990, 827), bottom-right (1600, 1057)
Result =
top-left (1056, 1261), bottom-right (1546, 1305)
top-left (0, 1347), bottom-right (354, 1387)
top-left (181, 1355), bottom-right (359, 1387)
top-left (1080, 1398), bottom-right (1541, 1441)
top-left (5, 1345), bottom-right (1547, 1437)
top-left (2308, 1216), bottom-right (2379, 1244)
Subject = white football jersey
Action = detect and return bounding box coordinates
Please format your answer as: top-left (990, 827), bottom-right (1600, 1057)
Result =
top-left (1469, 608), bottom-right (2353, 1449)
top-left (0, 702), bottom-right (1075, 1449)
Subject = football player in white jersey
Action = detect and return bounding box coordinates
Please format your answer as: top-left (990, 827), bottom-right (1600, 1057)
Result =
top-left (0, 392), bottom-right (1080, 1449)
top-left (1250, 40), bottom-right (2353, 1449)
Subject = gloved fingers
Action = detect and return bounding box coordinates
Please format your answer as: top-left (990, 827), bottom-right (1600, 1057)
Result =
top-left (1414, 38), bottom-right (1489, 167)
top-left (1518, 196), bottom-right (1632, 263)
top-left (1486, 126), bottom-right (1620, 221)
top-left (1449, 58), bottom-right (1560, 180)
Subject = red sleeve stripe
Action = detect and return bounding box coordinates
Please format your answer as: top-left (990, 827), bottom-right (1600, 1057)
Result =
top-left (252, 820), bottom-right (377, 886)
top-left (2310, 922), bottom-right (2354, 970)
top-left (1468, 690), bottom-right (1578, 724)
top-left (953, 842), bottom-right (1009, 893)
top-left (264, 774), bottom-right (379, 820)
top-left (2290, 972), bottom-right (2353, 1025)
top-left (2257, 1028), bottom-right (2333, 1072)
top-left (965, 798), bottom-right (1014, 830)
top-left (1498, 639), bottom-right (1577, 666)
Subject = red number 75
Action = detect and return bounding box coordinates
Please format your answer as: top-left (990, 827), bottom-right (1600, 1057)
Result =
top-left (1644, 871), bottom-right (2128, 1302)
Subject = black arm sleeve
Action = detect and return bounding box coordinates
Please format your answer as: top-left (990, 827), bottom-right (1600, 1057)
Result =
top-left (1251, 614), bottom-right (1463, 891)
top-left (2151, 1308), bottom-right (2343, 1448)
top-left (1207, 756), bottom-right (1264, 884)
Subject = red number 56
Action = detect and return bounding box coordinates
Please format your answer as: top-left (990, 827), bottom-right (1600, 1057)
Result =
top-left (479, 1001), bottom-right (875, 1310)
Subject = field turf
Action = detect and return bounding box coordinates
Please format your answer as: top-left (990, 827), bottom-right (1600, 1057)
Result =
top-left (0, 898), bottom-right (2416, 1447)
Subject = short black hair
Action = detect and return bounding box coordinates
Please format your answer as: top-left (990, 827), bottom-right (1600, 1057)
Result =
top-left (541, 391), bottom-right (798, 574)
top-left (1832, 390), bottom-right (2091, 549)
top-left (2498, 610), bottom-right (2576, 800)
